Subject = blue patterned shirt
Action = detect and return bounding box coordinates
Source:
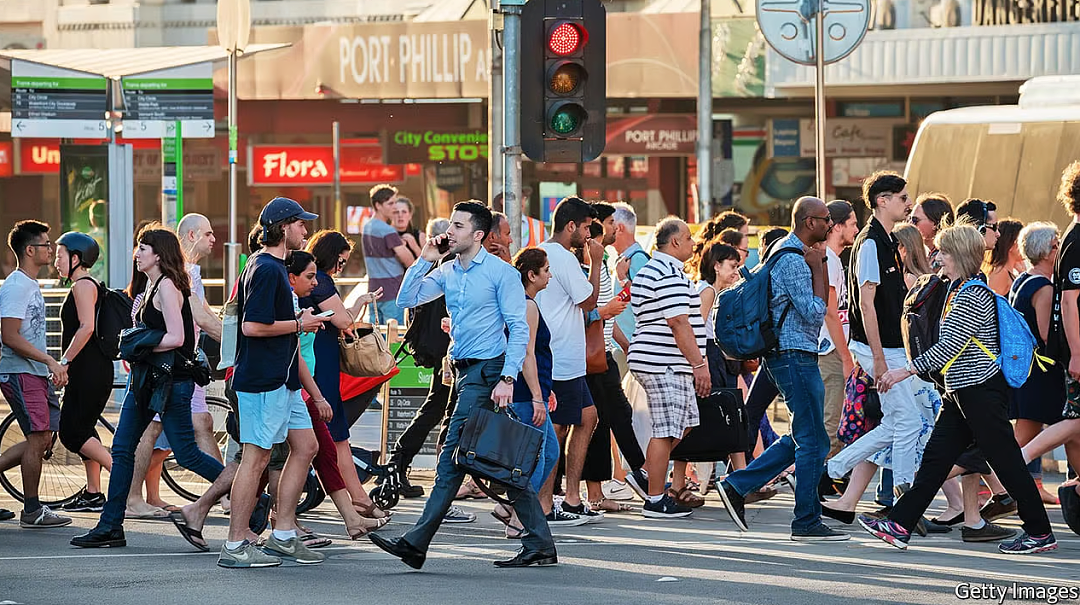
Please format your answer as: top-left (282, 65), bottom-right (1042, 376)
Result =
top-left (769, 232), bottom-right (827, 354)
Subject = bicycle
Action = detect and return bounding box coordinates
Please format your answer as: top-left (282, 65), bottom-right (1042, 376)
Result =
top-left (0, 412), bottom-right (115, 506)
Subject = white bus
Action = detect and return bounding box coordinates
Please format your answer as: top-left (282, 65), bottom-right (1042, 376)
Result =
top-left (904, 76), bottom-right (1080, 226)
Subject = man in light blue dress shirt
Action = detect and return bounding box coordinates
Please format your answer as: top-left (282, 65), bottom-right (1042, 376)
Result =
top-left (369, 201), bottom-right (557, 569)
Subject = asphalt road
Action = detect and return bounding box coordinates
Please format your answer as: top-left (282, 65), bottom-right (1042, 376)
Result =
top-left (2, 479), bottom-right (1080, 605)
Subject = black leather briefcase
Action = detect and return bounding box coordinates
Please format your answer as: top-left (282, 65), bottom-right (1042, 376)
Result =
top-left (454, 404), bottom-right (544, 503)
top-left (672, 388), bottom-right (749, 462)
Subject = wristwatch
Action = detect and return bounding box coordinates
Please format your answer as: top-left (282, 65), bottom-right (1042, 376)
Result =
top-left (500, 375), bottom-right (515, 385)
top-left (59, 357), bottom-right (70, 367)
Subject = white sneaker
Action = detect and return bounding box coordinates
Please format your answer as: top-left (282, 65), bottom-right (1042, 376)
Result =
top-left (444, 505), bottom-right (477, 524)
top-left (602, 480), bottom-right (634, 501)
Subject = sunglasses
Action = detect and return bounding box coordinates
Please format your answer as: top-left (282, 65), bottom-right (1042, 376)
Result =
top-left (982, 223), bottom-right (999, 233)
top-left (808, 215), bottom-right (833, 224)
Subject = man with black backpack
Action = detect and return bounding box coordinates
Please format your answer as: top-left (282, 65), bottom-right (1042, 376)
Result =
top-left (715, 197), bottom-right (843, 541)
top-left (825, 172), bottom-right (923, 504)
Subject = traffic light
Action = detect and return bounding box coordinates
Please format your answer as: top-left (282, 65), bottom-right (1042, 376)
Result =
top-left (520, 0), bottom-right (606, 164)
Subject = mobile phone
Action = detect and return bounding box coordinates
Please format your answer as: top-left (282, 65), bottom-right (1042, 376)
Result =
top-left (436, 237), bottom-right (451, 254)
top-left (617, 283), bottom-right (631, 302)
top-left (315, 309), bottom-right (335, 318)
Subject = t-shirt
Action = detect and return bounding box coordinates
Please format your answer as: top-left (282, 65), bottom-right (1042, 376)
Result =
top-left (233, 252), bottom-right (301, 393)
top-left (293, 292), bottom-right (316, 375)
top-left (627, 251), bottom-right (707, 375)
top-left (0, 270), bottom-right (49, 376)
top-left (534, 241), bottom-right (594, 380)
top-left (614, 244), bottom-right (651, 345)
top-left (818, 247), bottom-right (849, 355)
top-left (362, 217), bottom-right (406, 298)
top-left (1057, 223), bottom-right (1080, 345)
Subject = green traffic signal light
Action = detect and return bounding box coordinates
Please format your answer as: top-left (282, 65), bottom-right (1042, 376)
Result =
top-left (548, 103), bottom-right (587, 136)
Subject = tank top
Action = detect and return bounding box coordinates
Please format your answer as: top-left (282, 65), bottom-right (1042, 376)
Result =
top-left (513, 297), bottom-right (553, 404)
top-left (139, 275), bottom-right (196, 380)
top-left (60, 277), bottom-right (111, 368)
top-left (1010, 272), bottom-right (1052, 350)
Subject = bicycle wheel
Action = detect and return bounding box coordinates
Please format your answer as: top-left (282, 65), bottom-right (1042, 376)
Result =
top-left (0, 413), bottom-right (115, 506)
top-left (160, 395), bottom-right (231, 502)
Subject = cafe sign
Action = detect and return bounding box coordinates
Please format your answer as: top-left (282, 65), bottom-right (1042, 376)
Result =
top-left (797, 118), bottom-right (901, 158)
top-left (382, 128), bottom-right (489, 164)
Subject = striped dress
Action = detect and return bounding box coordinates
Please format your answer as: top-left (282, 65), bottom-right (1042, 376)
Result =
top-left (627, 251), bottom-right (707, 375)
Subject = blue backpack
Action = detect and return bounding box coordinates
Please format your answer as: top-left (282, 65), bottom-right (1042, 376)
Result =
top-left (942, 279), bottom-right (1052, 388)
top-left (713, 247), bottom-right (803, 361)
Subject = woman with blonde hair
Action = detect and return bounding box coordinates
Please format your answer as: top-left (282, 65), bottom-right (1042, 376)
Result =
top-left (861, 225), bottom-right (1056, 555)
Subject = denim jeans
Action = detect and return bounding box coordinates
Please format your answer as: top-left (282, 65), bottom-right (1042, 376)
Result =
top-left (511, 400), bottom-right (559, 493)
top-left (725, 350), bottom-right (828, 532)
top-left (403, 357), bottom-right (554, 554)
top-left (876, 468), bottom-right (895, 506)
top-left (98, 379), bottom-right (225, 530)
top-left (376, 298), bottom-right (405, 325)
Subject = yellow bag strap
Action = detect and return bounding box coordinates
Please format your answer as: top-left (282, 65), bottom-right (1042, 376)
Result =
top-left (941, 336), bottom-right (973, 374)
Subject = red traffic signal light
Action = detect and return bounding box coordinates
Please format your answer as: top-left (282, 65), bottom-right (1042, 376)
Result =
top-left (548, 22), bottom-right (586, 56)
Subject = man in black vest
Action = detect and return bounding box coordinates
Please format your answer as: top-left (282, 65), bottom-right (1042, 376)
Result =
top-left (825, 171), bottom-right (924, 503)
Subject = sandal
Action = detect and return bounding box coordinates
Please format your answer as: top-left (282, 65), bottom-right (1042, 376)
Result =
top-left (168, 511), bottom-right (209, 552)
top-left (299, 532), bottom-right (333, 549)
top-left (491, 504), bottom-right (513, 527)
top-left (504, 524), bottom-right (526, 539)
top-left (455, 481), bottom-right (487, 500)
top-left (671, 487), bottom-right (705, 509)
top-left (354, 499), bottom-right (392, 520)
top-left (589, 498), bottom-right (635, 513)
top-left (347, 515), bottom-right (389, 540)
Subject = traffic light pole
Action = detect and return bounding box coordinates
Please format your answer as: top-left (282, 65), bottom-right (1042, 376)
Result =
top-left (489, 2), bottom-right (505, 211)
top-left (502, 0), bottom-right (525, 255)
top-left (697, 0), bottom-right (712, 223)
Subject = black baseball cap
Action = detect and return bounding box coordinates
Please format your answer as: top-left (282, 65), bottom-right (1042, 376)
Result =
top-left (259, 197), bottom-right (318, 226)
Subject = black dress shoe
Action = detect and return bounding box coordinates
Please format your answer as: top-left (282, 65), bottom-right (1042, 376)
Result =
top-left (929, 512), bottom-right (963, 527)
top-left (493, 548), bottom-right (558, 568)
top-left (71, 526), bottom-right (126, 548)
top-left (819, 505), bottom-right (855, 525)
top-left (369, 532), bottom-right (426, 569)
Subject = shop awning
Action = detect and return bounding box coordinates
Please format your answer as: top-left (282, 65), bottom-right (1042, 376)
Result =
top-left (0, 44), bottom-right (291, 79)
top-left (767, 23), bottom-right (1080, 97)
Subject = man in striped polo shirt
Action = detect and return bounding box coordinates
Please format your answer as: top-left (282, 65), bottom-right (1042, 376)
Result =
top-left (362, 184), bottom-right (416, 323)
top-left (628, 217), bottom-right (710, 519)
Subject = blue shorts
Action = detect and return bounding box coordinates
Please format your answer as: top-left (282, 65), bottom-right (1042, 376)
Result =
top-left (549, 376), bottom-right (595, 427)
top-left (236, 386), bottom-right (312, 449)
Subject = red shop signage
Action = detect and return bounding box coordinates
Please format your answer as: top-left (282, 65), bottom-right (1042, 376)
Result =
top-left (0, 142), bottom-right (12, 178)
top-left (18, 139), bottom-right (61, 175)
top-left (248, 144), bottom-right (403, 186)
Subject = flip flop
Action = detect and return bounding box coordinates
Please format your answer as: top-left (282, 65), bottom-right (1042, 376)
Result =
top-left (299, 533), bottom-right (332, 549)
top-left (168, 511), bottom-right (209, 552)
top-left (504, 524), bottom-right (526, 539)
top-left (490, 506), bottom-right (513, 527)
top-left (158, 504), bottom-right (182, 513)
top-left (126, 507), bottom-right (169, 520)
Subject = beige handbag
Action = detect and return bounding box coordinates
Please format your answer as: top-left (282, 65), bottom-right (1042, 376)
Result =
top-left (339, 302), bottom-right (396, 377)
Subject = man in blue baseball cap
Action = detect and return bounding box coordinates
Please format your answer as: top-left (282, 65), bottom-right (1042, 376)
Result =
top-left (219, 196), bottom-right (329, 568)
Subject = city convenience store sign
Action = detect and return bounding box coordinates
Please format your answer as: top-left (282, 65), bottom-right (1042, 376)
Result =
top-left (382, 128), bottom-right (489, 163)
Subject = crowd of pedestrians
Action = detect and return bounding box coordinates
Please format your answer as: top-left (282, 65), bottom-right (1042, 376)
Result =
top-left (3, 164), bottom-right (1080, 569)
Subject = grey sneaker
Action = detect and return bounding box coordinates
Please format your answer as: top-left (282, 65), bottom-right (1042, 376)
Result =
top-left (961, 522), bottom-right (1017, 543)
top-left (218, 541), bottom-right (282, 568)
top-left (263, 534), bottom-right (325, 565)
top-left (20, 505), bottom-right (72, 528)
top-left (444, 505), bottom-right (477, 524)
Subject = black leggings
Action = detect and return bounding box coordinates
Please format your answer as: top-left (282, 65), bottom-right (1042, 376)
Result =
top-left (890, 372), bottom-right (1052, 536)
top-left (583, 352), bottom-right (647, 482)
top-left (59, 353), bottom-right (113, 454)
